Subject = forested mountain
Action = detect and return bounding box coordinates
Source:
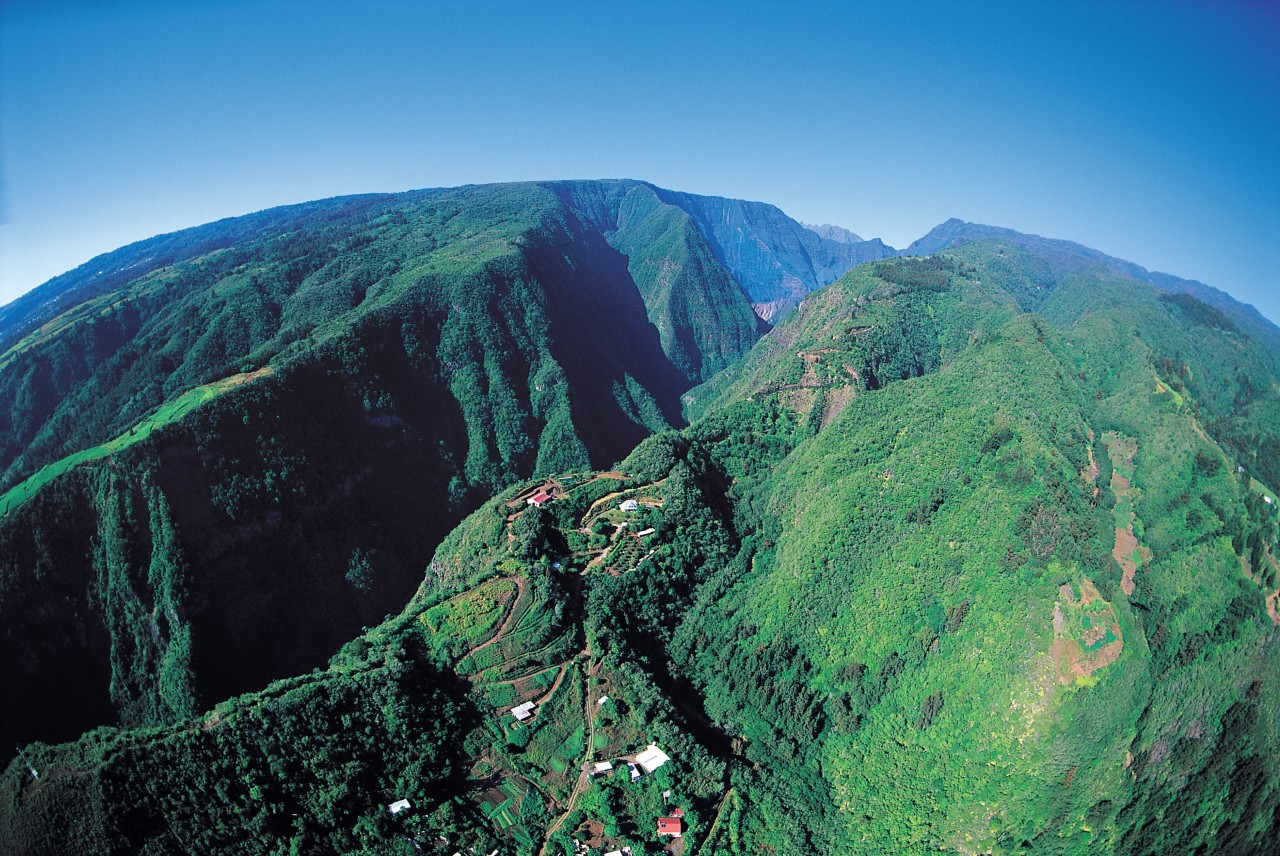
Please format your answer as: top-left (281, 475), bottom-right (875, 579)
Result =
top-left (907, 219), bottom-right (1280, 366)
top-left (0, 181), bottom-right (872, 766)
top-left (2, 188), bottom-right (1279, 855)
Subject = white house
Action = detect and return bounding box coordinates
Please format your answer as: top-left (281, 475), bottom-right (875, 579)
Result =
top-left (597, 695), bottom-right (610, 706)
top-left (510, 701), bottom-right (536, 721)
top-left (620, 499), bottom-right (639, 512)
top-left (594, 761), bottom-right (614, 774)
top-left (634, 744), bottom-right (670, 774)
top-left (388, 799), bottom-right (411, 815)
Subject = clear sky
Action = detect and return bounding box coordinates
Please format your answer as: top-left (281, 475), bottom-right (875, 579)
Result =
top-left (3, 0), bottom-right (1278, 321)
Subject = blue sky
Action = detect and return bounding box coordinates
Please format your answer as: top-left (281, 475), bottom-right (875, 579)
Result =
top-left (3, 0), bottom-right (1278, 321)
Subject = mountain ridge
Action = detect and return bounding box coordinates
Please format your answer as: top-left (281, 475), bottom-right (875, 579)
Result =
top-left (2, 183), bottom-right (1279, 855)
top-left (907, 217), bottom-right (1280, 353)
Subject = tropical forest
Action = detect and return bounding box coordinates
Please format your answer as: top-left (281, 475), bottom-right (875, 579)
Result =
top-left (1, 180), bottom-right (1278, 855)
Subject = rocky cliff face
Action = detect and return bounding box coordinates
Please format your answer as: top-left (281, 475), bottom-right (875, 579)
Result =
top-left (651, 186), bottom-right (896, 317)
top-left (551, 180), bottom-right (895, 323)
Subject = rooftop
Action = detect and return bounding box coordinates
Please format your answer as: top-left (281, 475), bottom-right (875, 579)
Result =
top-left (635, 743), bottom-right (670, 773)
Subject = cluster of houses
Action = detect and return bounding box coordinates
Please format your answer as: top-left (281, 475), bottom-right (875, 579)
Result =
top-left (579, 743), bottom-right (687, 846)
top-left (590, 743), bottom-right (670, 782)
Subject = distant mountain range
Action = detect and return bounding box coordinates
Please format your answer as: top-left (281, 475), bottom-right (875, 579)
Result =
top-left (2, 181), bottom-right (1279, 855)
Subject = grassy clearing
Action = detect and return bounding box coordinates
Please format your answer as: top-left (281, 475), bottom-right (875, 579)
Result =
top-left (0, 272), bottom-right (179, 372)
top-left (0, 367), bottom-right (272, 518)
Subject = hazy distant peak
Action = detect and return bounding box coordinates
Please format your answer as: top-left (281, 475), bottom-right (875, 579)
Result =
top-left (801, 222), bottom-right (863, 244)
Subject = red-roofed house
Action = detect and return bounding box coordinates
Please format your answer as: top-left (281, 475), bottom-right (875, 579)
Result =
top-left (527, 491), bottom-right (552, 506)
top-left (657, 816), bottom-right (683, 837)
top-left (671, 808), bottom-right (684, 819)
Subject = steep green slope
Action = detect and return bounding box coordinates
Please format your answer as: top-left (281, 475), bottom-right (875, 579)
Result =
top-left (680, 317), bottom-right (1130, 852)
top-left (550, 179), bottom-right (896, 324)
top-left (908, 219), bottom-right (1280, 376)
top-left (0, 196), bottom-right (382, 350)
top-left (683, 254), bottom-right (1016, 423)
top-left (670, 242), bottom-right (1280, 853)
top-left (549, 180), bottom-right (765, 383)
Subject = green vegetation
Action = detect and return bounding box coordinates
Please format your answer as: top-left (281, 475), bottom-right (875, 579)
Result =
top-left (3, 191), bottom-right (1280, 854)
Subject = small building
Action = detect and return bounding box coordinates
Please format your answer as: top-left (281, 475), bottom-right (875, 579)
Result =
top-left (672, 808), bottom-right (685, 818)
top-left (635, 528), bottom-right (655, 537)
top-left (511, 701), bottom-right (537, 721)
top-left (620, 499), bottom-right (639, 512)
top-left (388, 798), bottom-right (411, 815)
top-left (528, 491), bottom-right (552, 506)
top-left (594, 761), bottom-right (615, 774)
top-left (1266, 496), bottom-right (1274, 505)
top-left (657, 816), bottom-right (683, 837)
top-left (634, 744), bottom-right (670, 774)
top-left (605, 851), bottom-right (624, 856)
top-left (627, 762), bottom-right (640, 781)
top-left (597, 695), bottom-right (610, 706)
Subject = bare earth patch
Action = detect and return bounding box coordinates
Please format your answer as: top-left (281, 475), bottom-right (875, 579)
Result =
top-left (1078, 577), bottom-right (1104, 605)
top-left (1103, 432), bottom-right (1147, 597)
top-left (820, 385), bottom-right (858, 428)
top-left (1114, 527), bottom-right (1139, 595)
top-left (1083, 433), bottom-right (1101, 487)
top-left (218, 365), bottom-right (273, 389)
top-left (1050, 577), bottom-right (1124, 684)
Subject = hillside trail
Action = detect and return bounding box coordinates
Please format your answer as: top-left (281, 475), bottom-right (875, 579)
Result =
top-left (697, 788), bottom-right (736, 852)
top-left (538, 654), bottom-right (599, 851)
top-left (471, 660), bottom-right (562, 690)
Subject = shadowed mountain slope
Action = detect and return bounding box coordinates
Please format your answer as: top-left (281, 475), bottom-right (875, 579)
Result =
top-left (0, 179), bottom-right (867, 760)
